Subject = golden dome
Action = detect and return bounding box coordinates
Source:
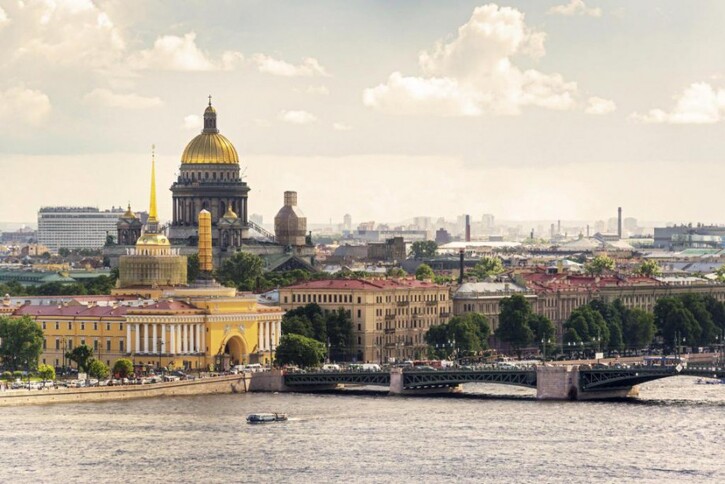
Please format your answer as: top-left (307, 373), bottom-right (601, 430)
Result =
top-left (136, 233), bottom-right (170, 247)
top-left (181, 98), bottom-right (239, 164)
top-left (223, 205), bottom-right (238, 220)
top-left (121, 203), bottom-right (137, 220)
top-left (181, 132), bottom-right (239, 164)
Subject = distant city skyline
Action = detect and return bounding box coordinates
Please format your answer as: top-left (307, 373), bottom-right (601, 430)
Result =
top-left (2, 1), bottom-right (725, 224)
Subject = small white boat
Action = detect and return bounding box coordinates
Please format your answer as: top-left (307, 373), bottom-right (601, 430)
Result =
top-left (246, 413), bottom-right (288, 424)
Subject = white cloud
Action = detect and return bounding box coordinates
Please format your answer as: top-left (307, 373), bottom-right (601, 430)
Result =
top-left (83, 88), bottom-right (162, 109)
top-left (364, 4), bottom-right (583, 116)
top-left (128, 32), bottom-right (221, 71)
top-left (183, 114), bottom-right (202, 130)
top-left (548, 0), bottom-right (602, 17)
top-left (631, 82), bottom-right (725, 124)
top-left (5, 0), bottom-right (126, 71)
top-left (585, 96), bottom-right (616, 115)
top-left (252, 54), bottom-right (329, 77)
top-left (0, 6), bottom-right (9, 26)
top-left (304, 85), bottom-right (329, 95)
top-left (278, 110), bottom-right (317, 124)
top-left (0, 86), bottom-right (51, 126)
top-left (333, 122), bottom-right (352, 131)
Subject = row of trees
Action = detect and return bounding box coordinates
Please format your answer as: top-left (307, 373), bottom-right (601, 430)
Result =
top-left (494, 295), bottom-right (555, 358)
top-left (654, 294), bottom-right (725, 347)
top-left (425, 313), bottom-right (490, 358)
top-left (275, 303), bottom-right (354, 367)
top-left (0, 275), bottom-right (117, 298)
top-left (0, 315), bottom-right (136, 380)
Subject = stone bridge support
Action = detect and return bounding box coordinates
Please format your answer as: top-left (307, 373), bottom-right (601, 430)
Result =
top-left (536, 365), bottom-right (639, 400)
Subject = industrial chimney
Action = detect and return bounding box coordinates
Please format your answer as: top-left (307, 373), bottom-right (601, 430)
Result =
top-left (458, 249), bottom-right (465, 284)
top-left (617, 207), bottom-right (622, 239)
top-left (465, 215), bottom-right (471, 242)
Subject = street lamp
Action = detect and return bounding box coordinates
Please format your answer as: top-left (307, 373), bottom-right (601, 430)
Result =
top-left (541, 338), bottom-right (551, 362)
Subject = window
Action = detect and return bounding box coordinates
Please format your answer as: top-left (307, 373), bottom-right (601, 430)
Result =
top-left (357, 309), bottom-right (361, 318)
top-left (93, 322), bottom-right (98, 331)
top-left (93, 340), bottom-right (99, 351)
top-left (43, 339), bottom-right (47, 349)
top-left (357, 324), bottom-right (361, 331)
top-left (81, 339), bottom-right (85, 347)
top-left (106, 322), bottom-right (111, 331)
top-left (357, 336), bottom-right (361, 345)
top-left (55, 322), bottom-right (59, 330)
top-left (81, 322), bottom-right (85, 331)
top-left (68, 322), bottom-right (72, 330)
top-left (55, 339), bottom-right (60, 350)
top-left (120, 323), bottom-right (124, 331)
top-left (119, 340), bottom-right (125, 352)
top-left (106, 339), bottom-right (111, 351)
top-left (284, 296), bottom-right (289, 304)
top-left (357, 297), bottom-right (361, 304)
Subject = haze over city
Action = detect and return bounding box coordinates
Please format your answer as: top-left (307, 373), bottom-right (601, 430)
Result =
top-left (2, 0), bottom-right (725, 225)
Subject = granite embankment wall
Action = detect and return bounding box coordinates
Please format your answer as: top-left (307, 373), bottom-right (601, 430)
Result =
top-left (0, 374), bottom-right (251, 407)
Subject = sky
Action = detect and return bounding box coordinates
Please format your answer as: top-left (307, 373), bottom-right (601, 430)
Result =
top-left (1, 0), bottom-right (725, 227)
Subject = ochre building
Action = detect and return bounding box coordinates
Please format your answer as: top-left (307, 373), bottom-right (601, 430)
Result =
top-left (279, 278), bottom-right (452, 363)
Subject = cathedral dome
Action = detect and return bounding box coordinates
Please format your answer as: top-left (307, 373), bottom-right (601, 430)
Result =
top-left (180, 98), bottom-right (239, 165)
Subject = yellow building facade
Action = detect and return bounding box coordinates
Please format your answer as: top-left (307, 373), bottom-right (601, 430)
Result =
top-left (279, 278), bottom-right (452, 363)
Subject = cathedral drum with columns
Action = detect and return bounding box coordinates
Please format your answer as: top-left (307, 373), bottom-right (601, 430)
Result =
top-left (168, 98), bottom-right (248, 248)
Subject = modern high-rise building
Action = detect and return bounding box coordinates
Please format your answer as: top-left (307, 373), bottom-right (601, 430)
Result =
top-left (38, 206), bottom-right (124, 251)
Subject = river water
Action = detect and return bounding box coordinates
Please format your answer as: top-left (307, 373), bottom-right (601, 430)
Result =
top-left (0, 376), bottom-right (723, 483)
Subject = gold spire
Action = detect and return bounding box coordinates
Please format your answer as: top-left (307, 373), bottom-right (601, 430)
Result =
top-left (148, 144), bottom-right (158, 223)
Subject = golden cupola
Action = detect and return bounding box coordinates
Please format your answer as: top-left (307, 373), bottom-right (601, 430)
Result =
top-left (180, 97), bottom-right (239, 164)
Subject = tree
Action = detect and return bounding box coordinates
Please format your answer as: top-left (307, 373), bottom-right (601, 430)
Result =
top-left (37, 363), bottom-right (55, 382)
top-left (88, 359), bottom-right (110, 380)
top-left (386, 267), bottom-right (407, 278)
top-left (281, 315), bottom-right (313, 339)
top-left (635, 259), bottom-right (662, 277)
top-left (528, 314), bottom-right (555, 343)
top-left (112, 358), bottom-right (134, 378)
top-left (58, 248), bottom-right (71, 257)
top-left (585, 255), bottom-right (615, 275)
top-left (621, 308), bottom-right (655, 354)
top-left (564, 306), bottom-right (610, 350)
top-left (275, 334), bottom-right (327, 367)
top-left (470, 256), bottom-right (504, 280)
top-left (496, 295), bottom-right (535, 358)
top-left (415, 263), bottom-right (435, 281)
top-left (66, 344), bottom-right (94, 373)
top-left (326, 308), bottom-right (354, 361)
top-left (0, 315), bottom-right (44, 371)
top-left (187, 253), bottom-right (201, 282)
top-left (215, 252), bottom-right (264, 290)
top-left (410, 241), bottom-right (438, 260)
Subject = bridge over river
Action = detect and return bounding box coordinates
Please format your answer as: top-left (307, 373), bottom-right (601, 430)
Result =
top-left (250, 363), bottom-right (725, 401)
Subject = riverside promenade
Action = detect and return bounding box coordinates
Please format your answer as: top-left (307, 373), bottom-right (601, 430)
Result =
top-left (0, 373), bottom-right (252, 407)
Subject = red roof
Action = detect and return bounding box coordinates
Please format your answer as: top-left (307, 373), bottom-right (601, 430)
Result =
top-left (521, 271), bottom-right (664, 294)
top-left (285, 278), bottom-right (444, 291)
top-left (127, 300), bottom-right (202, 314)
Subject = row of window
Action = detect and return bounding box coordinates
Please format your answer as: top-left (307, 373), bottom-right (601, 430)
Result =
top-left (42, 321), bottom-right (124, 332)
top-left (48, 338), bottom-right (125, 353)
top-left (289, 293), bottom-right (360, 304)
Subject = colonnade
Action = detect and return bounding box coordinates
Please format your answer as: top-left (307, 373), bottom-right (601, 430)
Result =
top-left (258, 321), bottom-right (281, 351)
top-left (126, 323), bottom-right (205, 355)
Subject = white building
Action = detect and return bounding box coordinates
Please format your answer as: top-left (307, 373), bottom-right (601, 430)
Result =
top-left (37, 206), bottom-right (124, 251)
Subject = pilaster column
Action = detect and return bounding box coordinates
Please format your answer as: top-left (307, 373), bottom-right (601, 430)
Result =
top-left (170, 324), bottom-right (175, 355)
top-left (195, 324), bottom-right (201, 353)
top-left (135, 323), bottom-right (140, 353)
top-left (144, 323), bottom-right (149, 353)
top-left (152, 323), bottom-right (158, 355)
top-left (177, 325), bottom-right (182, 354)
top-left (161, 324), bottom-right (166, 355)
top-left (126, 323), bottom-right (131, 354)
top-left (199, 323), bottom-right (206, 354)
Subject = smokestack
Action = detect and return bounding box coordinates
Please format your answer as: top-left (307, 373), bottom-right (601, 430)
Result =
top-left (198, 209), bottom-right (213, 272)
top-left (465, 215), bottom-right (471, 242)
top-left (617, 207), bottom-right (622, 239)
top-left (550, 223), bottom-right (555, 241)
top-left (458, 249), bottom-right (465, 284)
top-left (557, 219), bottom-right (561, 235)
top-left (586, 224), bottom-right (590, 237)
top-left (530, 229), bottom-right (534, 240)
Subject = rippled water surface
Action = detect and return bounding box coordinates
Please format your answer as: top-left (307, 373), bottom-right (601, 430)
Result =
top-left (1, 377), bottom-right (723, 483)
